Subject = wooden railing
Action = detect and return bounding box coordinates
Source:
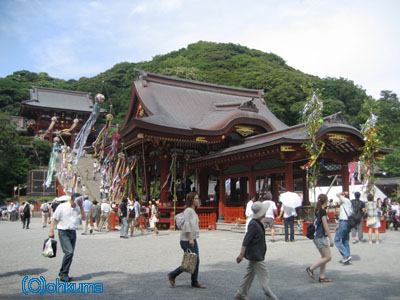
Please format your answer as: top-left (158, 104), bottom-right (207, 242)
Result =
top-left (224, 207), bottom-right (245, 223)
top-left (159, 206), bottom-right (217, 230)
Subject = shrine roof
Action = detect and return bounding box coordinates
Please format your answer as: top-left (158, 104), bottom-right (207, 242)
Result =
top-left (20, 87), bottom-right (94, 113)
top-left (121, 71), bottom-right (288, 136)
top-left (190, 113), bottom-right (367, 163)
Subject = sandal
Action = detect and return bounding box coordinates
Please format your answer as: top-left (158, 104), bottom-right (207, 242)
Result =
top-left (319, 278), bottom-right (332, 283)
top-left (306, 267), bottom-right (315, 280)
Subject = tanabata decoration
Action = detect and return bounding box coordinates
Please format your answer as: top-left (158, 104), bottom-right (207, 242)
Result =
top-left (72, 93), bottom-right (104, 167)
top-left (40, 116), bottom-right (57, 140)
top-left (61, 118), bottom-right (79, 134)
top-left (300, 92), bottom-right (325, 192)
top-left (109, 153), bottom-right (136, 201)
top-left (359, 113), bottom-right (379, 195)
top-left (44, 137), bottom-right (60, 188)
top-left (92, 113), bottom-right (113, 158)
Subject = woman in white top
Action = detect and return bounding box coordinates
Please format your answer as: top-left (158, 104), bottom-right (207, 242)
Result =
top-left (149, 199), bottom-right (159, 235)
top-left (168, 192), bottom-right (205, 289)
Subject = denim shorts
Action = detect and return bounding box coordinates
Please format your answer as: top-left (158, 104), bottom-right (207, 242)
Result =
top-left (313, 237), bottom-right (329, 249)
top-left (263, 217), bottom-right (275, 229)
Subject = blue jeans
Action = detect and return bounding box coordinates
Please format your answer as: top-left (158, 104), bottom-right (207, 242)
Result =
top-left (58, 230), bottom-right (76, 277)
top-left (169, 240), bottom-right (200, 286)
top-left (335, 220), bottom-right (351, 258)
top-left (120, 217), bottom-right (128, 237)
top-left (284, 216), bottom-right (295, 241)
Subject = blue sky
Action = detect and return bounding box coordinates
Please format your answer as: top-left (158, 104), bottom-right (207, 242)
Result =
top-left (0, 0), bottom-right (399, 99)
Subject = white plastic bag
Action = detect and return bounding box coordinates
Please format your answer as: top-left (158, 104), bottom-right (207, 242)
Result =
top-left (42, 238), bottom-right (56, 258)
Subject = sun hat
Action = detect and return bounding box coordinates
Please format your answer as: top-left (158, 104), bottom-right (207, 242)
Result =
top-left (251, 201), bottom-right (269, 219)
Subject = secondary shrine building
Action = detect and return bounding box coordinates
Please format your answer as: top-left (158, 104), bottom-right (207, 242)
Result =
top-left (17, 86), bottom-right (96, 145)
top-left (120, 70), bottom-right (387, 223)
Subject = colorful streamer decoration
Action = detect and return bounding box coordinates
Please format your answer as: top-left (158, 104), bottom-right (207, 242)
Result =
top-left (61, 118), bottom-right (79, 134)
top-left (72, 93), bottom-right (104, 167)
top-left (300, 91), bottom-right (325, 191)
top-left (92, 113), bottom-right (113, 158)
top-left (40, 116), bottom-right (57, 140)
top-left (44, 137), bottom-right (60, 188)
top-left (360, 113), bottom-right (379, 195)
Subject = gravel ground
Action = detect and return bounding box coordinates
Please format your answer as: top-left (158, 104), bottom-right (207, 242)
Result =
top-left (0, 217), bottom-right (399, 299)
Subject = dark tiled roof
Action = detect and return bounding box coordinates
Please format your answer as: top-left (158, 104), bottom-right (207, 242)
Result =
top-left (21, 86), bottom-right (94, 113)
top-left (123, 71), bottom-right (287, 135)
top-left (190, 115), bottom-right (367, 163)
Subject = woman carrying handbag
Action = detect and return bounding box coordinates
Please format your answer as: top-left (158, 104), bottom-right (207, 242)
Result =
top-left (168, 192), bottom-right (206, 289)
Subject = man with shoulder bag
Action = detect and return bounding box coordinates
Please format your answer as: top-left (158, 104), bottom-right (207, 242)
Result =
top-left (41, 201), bottom-right (50, 228)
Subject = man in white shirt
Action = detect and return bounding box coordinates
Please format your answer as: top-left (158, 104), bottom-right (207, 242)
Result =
top-left (40, 201), bottom-right (50, 228)
top-left (81, 196), bottom-right (93, 235)
top-left (262, 192), bottom-right (278, 242)
top-left (99, 199), bottom-right (111, 232)
top-left (49, 193), bottom-right (85, 282)
top-left (278, 202), bottom-right (297, 242)
top-left (245, 195), bottom-right (255, 233)
top-left (334, 191), bottom-right (353, 264)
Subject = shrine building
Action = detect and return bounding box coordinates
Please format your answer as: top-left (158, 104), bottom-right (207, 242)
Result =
top-left (120, 70), bottom-right (390, 223)
top-left (18, 86), bottom-right (96, 145)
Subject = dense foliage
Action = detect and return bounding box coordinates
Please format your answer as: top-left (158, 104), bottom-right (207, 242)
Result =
top-left (0, 41), bottom-right (399, 195)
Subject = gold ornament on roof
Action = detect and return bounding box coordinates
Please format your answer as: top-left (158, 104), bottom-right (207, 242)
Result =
top-left (235, 126), bottom-right (254, 137)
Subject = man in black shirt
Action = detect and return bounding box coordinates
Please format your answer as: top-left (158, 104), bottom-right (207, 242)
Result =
top-left (351, 192), bottom-right (366, 243)
top-left (234, 201), bottom-right (278, 300)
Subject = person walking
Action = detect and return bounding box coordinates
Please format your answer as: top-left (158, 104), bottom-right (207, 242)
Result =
top-left (245, 195), bottom-right (255, 233)
top-left (41, 201), bottom-right (50, 228)
top-left (278, 202), bottom-right (297, 242)
top-left (168, 192), bottom-right (206, 289)
top-left (351, 192), bottom-right (366, 244)
top-left (262, 192), bottom-right (278, 242)
top-left (91, 200), bottom-right (101, 231)
top-left (234, 201), bottom-right (278, 300)
top-left (334, 191), bottom-right (353, 265)
top-left (81, 196), bottom-right (93, 235)
top-left (366, 194), bottom-right (381, 244)
top-left (306, 194), bottom-right (334, 283)
top-left (149, 200), bottom-right (159, 235)
top-left (22, 202), bottom-right (31, 229)
top-left (119, 197), bottom-right (128, 239)
top-left (49, 193), bottom-right (85, 282)
top-left (99, 199), bottom-right (111, 232)
top-left (127, 200), bottom-right (136, 236)
top-left (133, 198), bottom-right (143, 235)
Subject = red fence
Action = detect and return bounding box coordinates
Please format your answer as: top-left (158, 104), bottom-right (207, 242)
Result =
top-left (159, 206), bottom-right (217, 230)
top-left (224, 207), bottom-right (245, 223)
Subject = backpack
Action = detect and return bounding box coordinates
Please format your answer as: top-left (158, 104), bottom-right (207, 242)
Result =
top-left (350, 200), bottom-right (363, 226)
top-left (23, 204), bottom-right (30, 215)
top-left (129, 207), bottom-right (136, 219)
top-left (306, 211), bottom-right (322, 240)
top-left (175, 211), bottom-right (185, 230)
top-left (42, 203), bottom-right (49, 212)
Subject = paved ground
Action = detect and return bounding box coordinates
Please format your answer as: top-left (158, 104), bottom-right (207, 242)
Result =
top-left (1, 217), bottom-right (399, 299)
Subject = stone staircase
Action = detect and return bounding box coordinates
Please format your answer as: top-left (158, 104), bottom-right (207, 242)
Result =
top-left (216, 221), bottom-right (338, 236)
top-left (74, 155), bottom-right (102, 202)
top-left (55, 153), bottom-right (102, 202)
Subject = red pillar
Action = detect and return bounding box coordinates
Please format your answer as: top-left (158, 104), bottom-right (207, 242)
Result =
top-left (285, 161), bottom-right (294, 192)
top-left (70, 133), bottom-right (75, 148)
top-left (218, 172), bottom-right (226, 220)
top-left (271, 175), bottom-right (279, 202)
top-left (240, 177), bottom-right (247, 203)
top-left (145, 167), bottom-right (151, 200)
top-left (160, 156), bottom-right (169, 203)
top-left (302, 172), bottom-right (310, 205)
top-left (248, 166), bottom-right (256, 200)
top-left (341, 163), bottom-right (350, 193)
top-left (199, 168), bottom-right (209, 204)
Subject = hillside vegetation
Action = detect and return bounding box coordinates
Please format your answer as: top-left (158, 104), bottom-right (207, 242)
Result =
top-left (0, 41), bottom-right (399, 183)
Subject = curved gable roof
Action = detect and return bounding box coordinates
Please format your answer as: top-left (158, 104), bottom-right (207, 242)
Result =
top-left (122, 71), bottom-right (287, 136)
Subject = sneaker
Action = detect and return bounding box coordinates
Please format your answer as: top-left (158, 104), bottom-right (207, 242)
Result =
top-left (342, 256), bottom-right (352, 263)
top-left (352, 240), bottom-right (357, 244)
top-left (233, 293), bottom-right (249, 300)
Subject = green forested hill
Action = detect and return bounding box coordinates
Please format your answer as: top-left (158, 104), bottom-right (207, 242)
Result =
top-left (1, 41), bottom-right (399, 176)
